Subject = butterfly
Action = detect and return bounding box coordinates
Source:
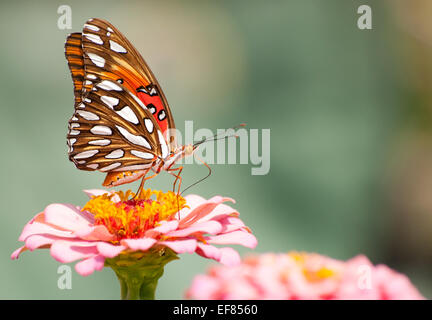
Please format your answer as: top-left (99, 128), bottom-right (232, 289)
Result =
top-left (65, 18), bottom-right (197, 192)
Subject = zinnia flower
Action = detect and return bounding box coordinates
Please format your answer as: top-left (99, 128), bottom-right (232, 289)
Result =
top-left (186, 252), bottom-right (424, 300)
top-left (11, 189), bottom-right (257, 299)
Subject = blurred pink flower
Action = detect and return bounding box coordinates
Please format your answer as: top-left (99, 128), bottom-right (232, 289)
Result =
top-left (11, 189), bottom-right (257, 276)
top-left (186, 252), bottom-right (424, 300)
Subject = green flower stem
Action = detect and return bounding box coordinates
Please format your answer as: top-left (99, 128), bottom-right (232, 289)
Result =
top-left (105, 247), bottom-right (178, 300)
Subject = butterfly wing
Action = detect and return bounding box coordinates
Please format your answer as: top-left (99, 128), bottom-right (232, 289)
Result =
top-left (66, 79), bottom-right (169, 172)
top-left (78, 18), bottom-right (176, 145)
top-left (65, 33), bottom-right (85, 104)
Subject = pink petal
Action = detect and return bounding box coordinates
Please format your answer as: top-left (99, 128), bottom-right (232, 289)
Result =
top-left (75, 254), bottom-right (105, 276)
top-left (198, 202), bottom-right (240, 223)
top-left (19, 221), bottom-right (75, 241)
top-left (50, 240), bottom-right (99, 263)
top-left (121, 238), bottom-right (157, 251)
top-left (167, 221), bottom-right (222, 237)
top-left (144, 220), bottom-right (179, 238)
top-left (83, 189), bottom-right (110, 198)
top-left (44, 203), bottom-right (93, 231)
top-left (218, 247), bottom-right (241, 266)
top-left (74, 225), bottom-right (115, 241)
top-left (159, 239), bottom-right (197, 253)
top-left (196, 243), bottom-right (222, 261)
top-left (96, 242), bottom-right (126, 258)
top-left (28, 212), bottom-right (45, 224)
top-left (218, 216), bottom-right (247, 233)
top-left (25, 234), bottom-right (57, 251)
top-left (183, 194), bottom-right (207, 209)
top-left (186, 275), bottom-right (220, 300)
top-left (11, 246), bottom-right (26, 259)
top-left (180, 197), bottom-right (235, 228)
top-left (208, 195), bottom-right (236, 205)
top-left (196, 244), bottom-right (241, 266)
top-left (206, 230), bottom-right (258, 248)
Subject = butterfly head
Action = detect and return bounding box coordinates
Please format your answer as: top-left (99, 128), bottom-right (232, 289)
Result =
top-left (184, 144), bottom-right (196, 156)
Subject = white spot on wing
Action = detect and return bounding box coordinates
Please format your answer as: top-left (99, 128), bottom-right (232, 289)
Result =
top-left (67, 138), bottom-right (76, 152)
top-left (105, 149), bottom-right (124, 159)
top-left (144, 118), bottom-right (154, 133)
top-left (158, 110), bottom-right (166, 121)
top-left (84, 24), bottom-right (99, 32)
top-left (97, 80), bottom-right (122, 91)
top-left (76, 110), bottom-right (100, 121)
top-left (117, 106), bottom-right (139, 124)
top-left (100, 162), bottom-right (122, 172)
top-left (86, 163), bottom-right (99, 169)
top-left (109, 40), bottom-right (127, 53)
top-left (158, 130), bottom-right (169, 159)
top-left (87, 53), bottom-right (105, 67)
top-left (77, 103), bottom-right (85, 108)
top-left (148, 105), bottom-right (156, 114)
top-left (116, 125), bottom-right (151, 149)
top-left (86, 74), bottom-right (97, 80)
top-left (100, 96), bottom-right (119, 109)
top-left (74, 149), bottom-right (99, 159)
top-left (83, 33), bottom-right (103, 45)
top-left (131, 150), bottom-right (154, 160)
top-left (90, 125), bottom-right (112, 135)
top-left (88, 139), bottom-right (111, 146)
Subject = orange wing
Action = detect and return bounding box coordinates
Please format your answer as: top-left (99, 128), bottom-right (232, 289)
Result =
top-left (79, 18), bottom-right (176, 144)
top-left (64, 33), bottom-right (85, 104)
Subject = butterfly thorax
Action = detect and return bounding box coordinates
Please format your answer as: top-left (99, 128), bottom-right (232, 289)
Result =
top-left (158, 144), bottom-right (195, 171)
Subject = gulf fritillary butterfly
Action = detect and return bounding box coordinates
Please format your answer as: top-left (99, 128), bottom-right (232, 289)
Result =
top-left (65, 18), bottom-right (196, 192)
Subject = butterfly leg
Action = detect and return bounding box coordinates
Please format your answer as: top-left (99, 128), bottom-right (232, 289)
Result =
top-left (134, 167), bottom-right (161, 198)
top-left (166, 165), bottom-right (183, 195)
top-left (166, 165), bottom-right (184, 218)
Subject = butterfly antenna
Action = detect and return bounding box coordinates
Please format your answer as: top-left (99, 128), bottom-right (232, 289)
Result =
top-left (180, 154), bottom-right (212, 195)
top-left (193, 123), bottom-right (246, 146)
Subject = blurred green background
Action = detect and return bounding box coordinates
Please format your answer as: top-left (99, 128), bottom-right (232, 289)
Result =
top-left (2, 0), bottom-right (432, 299)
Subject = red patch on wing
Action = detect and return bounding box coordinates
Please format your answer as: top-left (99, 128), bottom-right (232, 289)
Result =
top-left (136, 91), bottom-right (168, 134)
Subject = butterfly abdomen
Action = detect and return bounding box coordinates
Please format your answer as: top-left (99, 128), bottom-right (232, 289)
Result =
top-left (102, 170), bottom-right (147, 187)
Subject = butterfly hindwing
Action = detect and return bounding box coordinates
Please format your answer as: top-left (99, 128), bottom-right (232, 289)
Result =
top-left (67, 79), bottom-right (169, 172)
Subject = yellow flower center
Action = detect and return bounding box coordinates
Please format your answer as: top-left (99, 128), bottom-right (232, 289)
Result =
top-left (82, 189), bottom-right (186, 241)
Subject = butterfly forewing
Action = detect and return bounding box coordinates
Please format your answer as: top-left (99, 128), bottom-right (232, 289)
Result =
top-left (65, 33), bottom-right (85, 104)
top-left (79, 18), bottom-right (176, 143)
